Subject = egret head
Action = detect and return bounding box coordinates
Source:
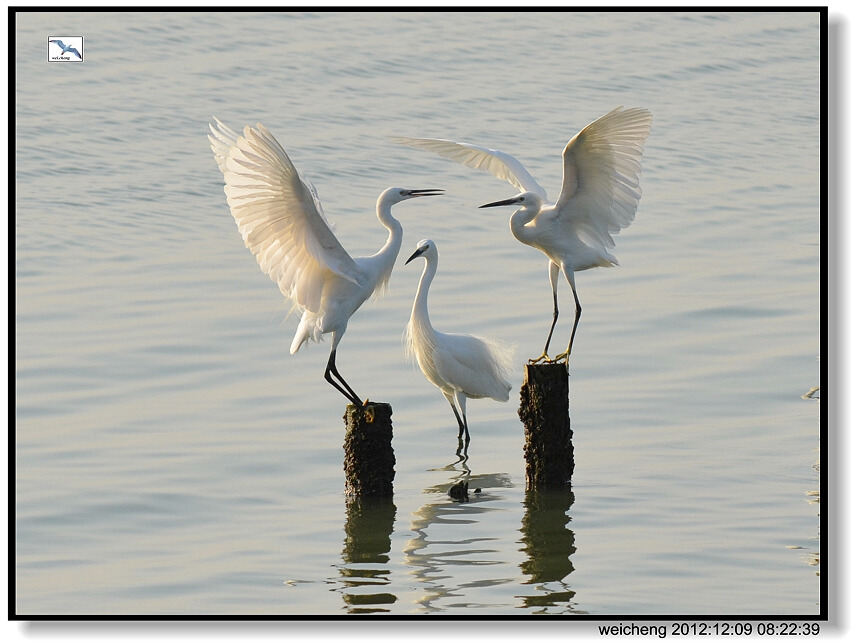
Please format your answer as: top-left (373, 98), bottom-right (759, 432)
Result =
top-left (379, 187), bottom-right (444, 207)
top-left (479, 191), bottom-right (542, 212)
top-left (405, 239), bottom-right (438, 265)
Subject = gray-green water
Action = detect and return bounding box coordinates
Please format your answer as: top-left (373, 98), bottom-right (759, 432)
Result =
top-left (15, 11), bottom-right (820, 616)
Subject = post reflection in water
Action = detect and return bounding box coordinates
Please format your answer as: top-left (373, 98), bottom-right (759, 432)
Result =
top-left (517, 489), bottom-right (583, 613)
top-left (339, 496), bottom-right (398, 613)
top-left (337, 456), bottom-right (580, 613)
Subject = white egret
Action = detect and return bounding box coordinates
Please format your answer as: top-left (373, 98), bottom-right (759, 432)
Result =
top-left (209, 118), bottom-right (443, 406)
top-left (393, 106), bottom-right (652, 366)
top-left (405, 239), bottom-right (515, 446)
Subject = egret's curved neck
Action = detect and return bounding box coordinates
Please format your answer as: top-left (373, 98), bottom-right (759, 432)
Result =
top-left (411, 254), bottom-right (437, 329)
top-left (377, 200), bottom-right (403, 252)
top-left (509, 206), bottom-right (540, 245)
top-left (367, 200), bottom-right (404, 287)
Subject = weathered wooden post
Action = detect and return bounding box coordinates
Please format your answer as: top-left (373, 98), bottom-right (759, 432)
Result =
top-left (518, 364), bottom-right (574, 490)
top-left (343, 402), bottom-right (395, 497)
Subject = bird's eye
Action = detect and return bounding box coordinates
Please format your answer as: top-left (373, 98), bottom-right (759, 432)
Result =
top-left (518, 196), bottom-right (525, 202)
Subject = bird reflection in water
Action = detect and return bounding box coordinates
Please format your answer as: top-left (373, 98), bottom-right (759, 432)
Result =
top-left (403, 452), bottom-right (516, 612)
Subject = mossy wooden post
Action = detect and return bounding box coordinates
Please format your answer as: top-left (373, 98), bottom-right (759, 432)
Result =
top-left (518, 364), bottom-right (574, 490)
top-left (343, 402), bottom-right (395, 497)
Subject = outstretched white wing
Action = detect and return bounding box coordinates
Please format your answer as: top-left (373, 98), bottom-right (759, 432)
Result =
top-left (391, 136), bottom-right (548, 202)
top-left (209, 119), bottom-right (362, 314)
top-left (555, 107), bottom-right (652, 251)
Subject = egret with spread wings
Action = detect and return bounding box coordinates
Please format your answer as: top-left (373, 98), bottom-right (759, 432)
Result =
top-left (210, 119), bottom-right (442, 406)
top-left (393, 106), bottom-right (651, 367)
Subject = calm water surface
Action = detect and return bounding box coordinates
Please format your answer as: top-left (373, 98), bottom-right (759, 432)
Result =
top-left (15, 11), bottom-right (820, 616)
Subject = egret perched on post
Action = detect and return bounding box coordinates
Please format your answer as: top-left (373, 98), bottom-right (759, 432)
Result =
top-left (393, 106), bottom-right (652, 367)
top-left (209, 118), bottom-right (442, 407)
top-left (405, 239), bottom-right (515, 447)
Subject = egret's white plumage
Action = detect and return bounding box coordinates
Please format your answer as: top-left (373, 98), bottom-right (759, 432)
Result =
top-left (405, 239), bottom-right (514, 446)
top-left (209, 118), bottom-right (442, 406)
top-left (393, 106), bottom-right (652, 366)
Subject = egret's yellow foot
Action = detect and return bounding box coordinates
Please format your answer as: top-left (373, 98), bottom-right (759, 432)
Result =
top-left (363, 405), bottom-right (375, 424)
top-left (549, 351), bottom-right (571, 373)
top-left (528, 352), bottom-right (552, 365)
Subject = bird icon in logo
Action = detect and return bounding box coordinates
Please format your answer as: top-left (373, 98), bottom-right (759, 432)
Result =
top-left (49, 39), bottom-right (82, 60)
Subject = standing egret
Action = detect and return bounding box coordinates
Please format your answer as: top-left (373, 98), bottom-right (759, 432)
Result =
top-left (393, 106), bottom-right (652, 366)
top-left (405, 239), bottom-right (515, 446)
top-left (209, 118), bottom-right (442, 406)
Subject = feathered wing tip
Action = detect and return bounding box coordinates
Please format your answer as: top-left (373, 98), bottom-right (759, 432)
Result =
top-left (290, 308), bottom-right (325, 354)
top-left (208, 117), bottom-right (241, 175)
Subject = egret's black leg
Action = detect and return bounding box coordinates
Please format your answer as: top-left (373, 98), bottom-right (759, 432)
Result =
top-left (557, 264), bottom-right (582, 368)
top-left (542, 289), bottom-right (560, 357)
top-left (530, 261), bottom-right (560, 364)
top-left (455, 391), bottom-right (470, 445)
top-left (449, 401), bottom-right (466, 439)
top-left (562, 288), bottom-right (582, 366)
top-left (324, 348), bottom-right (363, 407)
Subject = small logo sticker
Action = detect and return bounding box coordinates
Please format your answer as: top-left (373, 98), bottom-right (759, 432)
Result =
top-left (48, 36), bottom-right (84, 62)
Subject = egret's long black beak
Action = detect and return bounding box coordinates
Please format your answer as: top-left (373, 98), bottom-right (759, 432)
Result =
top-left (405, 248), bottom-right (424, 264)
top-left (479, 196), bottom-right (519, 208)
top-left (407, 189), bottom-right (444, 198)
